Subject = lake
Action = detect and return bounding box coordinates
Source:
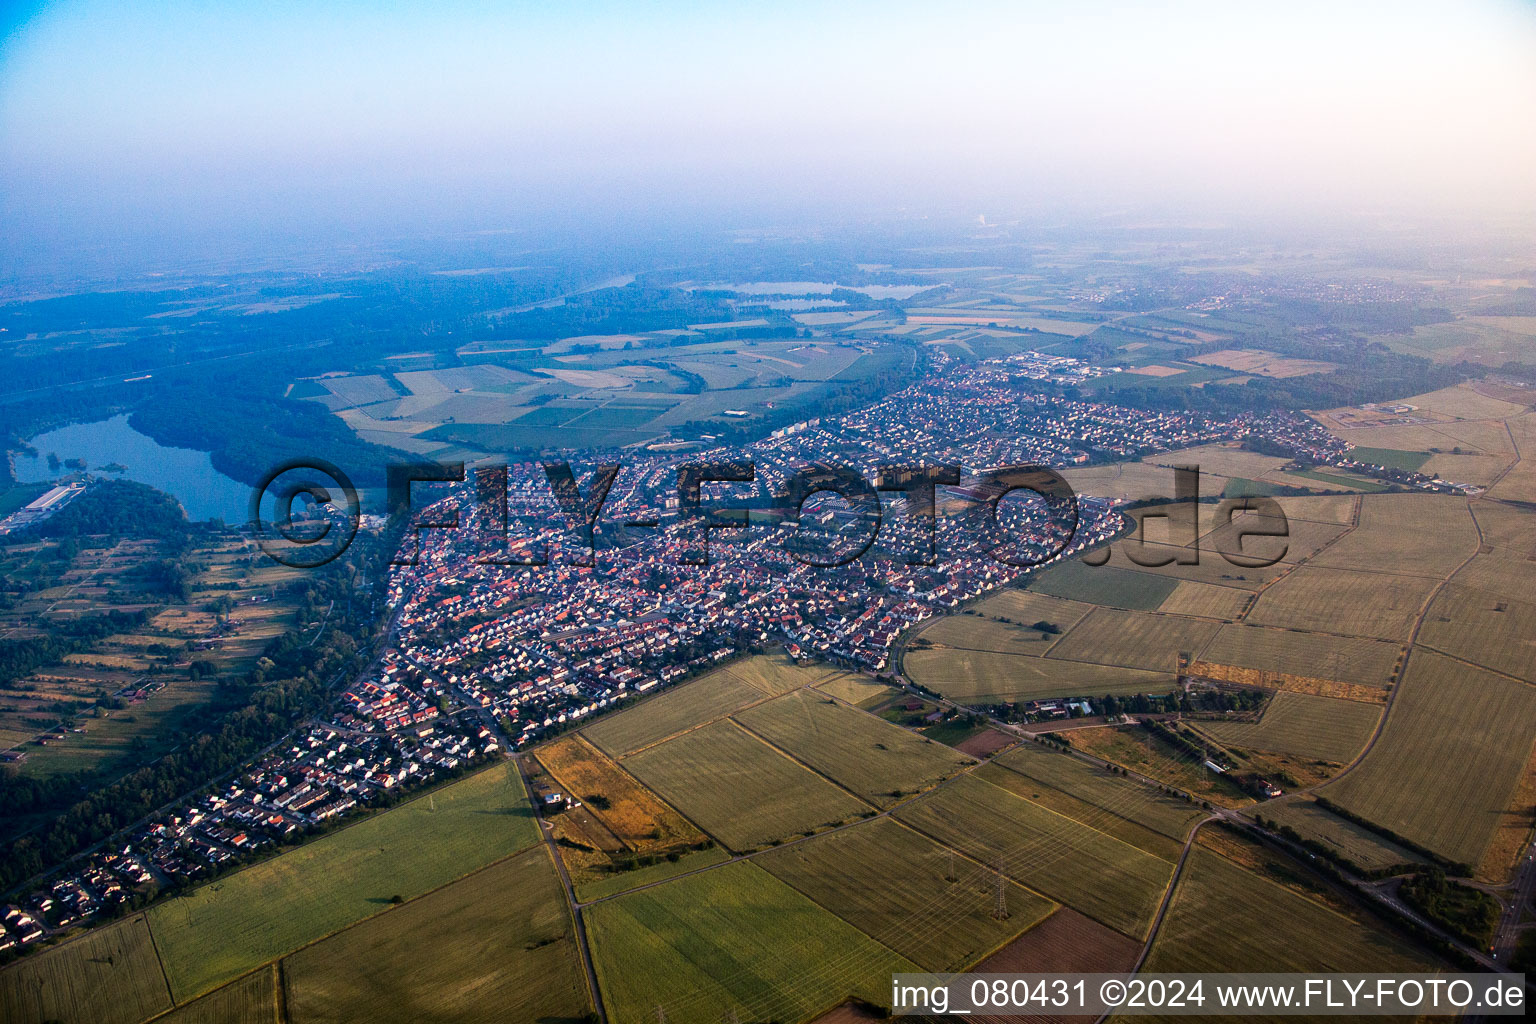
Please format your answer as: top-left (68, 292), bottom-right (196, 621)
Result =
top-left (15, 415), bottom-right (251, 524)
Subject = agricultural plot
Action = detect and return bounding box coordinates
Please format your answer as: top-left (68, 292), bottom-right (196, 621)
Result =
top-left (582, 654), bottom-right (830, 757)
top-left (971, 906), bottom-right (1142, 978)
top-left (975, 762), bottom-right (1185, 862)
top-left (0, 914), bottom-right (171, 1024)
top-left (1141, 848), bottom-right (1433, 974)
top-left (1043, 607), bottom-right (1221, 672)
top-left (1308, 494), bottom-right (1477, 578)
top-left (283, 849), bottom-right (589, 1024)
top-left (1197, 624), bottom-right (1399, 687)
top-left (621, 719), bottom-right (870, 851)
top-left (735, 689), bottom-right (974, 806)
top-left (916, 590), bottom-right (1094, 654)
top-left (1144, 443), bottom-right (1293, 481)
top-left (993, 742), bottom-right (1203, 840)
top-left (1322, 651), bottom-right (1536, 872)
top-left (1487, 411), bottom-right (1536, 503)
top-left (903, 646), bottom-right (1171, 704)
top-left (1155, 580), bottom-right (1251, 619)
top-left (534, 733), bottom-right (705, 849)
top-left (1244, 567), bottom-right (1438, 641)
top-left (1066, 726), bottom-right (1253, 808)
top-left (1026, 558), bottom-right (1179, 609)
top-left (1063, 461), bottom-right (1201, 503)
top-left (147, 760), bottom-right (538, 1001)
top-left (1186, 349), bottom-right (1337, 378)
top-left (1261, 798), bottom-right (1425, 874)
top-left (1195, 691), bottom-right (1381, 764)
top-left (757, 817), bottom-right (1053, 970)
top-left (585, 860), bottom-right (914, 1024)
top-left (1417, 582), bottom-right (1536, 681)
top-left (154, 966), bottom-right (276, 1024)
top-left (895, 773), bottom-right (1174, 938)
top-left (575, 846), bottom-right (732, 903)
top-left (814, 672), bottom-right (898, 709)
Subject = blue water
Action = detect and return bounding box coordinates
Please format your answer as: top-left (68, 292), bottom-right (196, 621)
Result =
top-left (15, 415), bottom-right (251, 524)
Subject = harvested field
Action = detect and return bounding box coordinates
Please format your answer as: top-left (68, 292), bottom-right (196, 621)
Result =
top-left (1196, 625), bottom-right (1398, 688)
top-left (534, 734), bottom-right (704, 849)
top-left (1187, 349), bottom-right (1338, 378)
top-left (1308, 494), bottom-right (1477, 577)
top-left (904, 646), bottom-right (1172, 704)
top-left (994, 742), bottom-right (1204, 840)
top-left (154, 966), bottom-right (275, 1024)
top-left (583, 655), bottom-right (830, 757)
top-left (1323, 651), bottom-right (1536, 873)
top-left (586, 861), bottom-right (914, 1024)
top-left (1155, 580), bottom-right (1251, 619)
top-left (1141, 848), bottom-right (1433, 976)
top-left (975, 762), bottom-right (1185, 862)
top-left (575, 846), bottom-right (732, 903)
top-left (815, 672), bottom-right (898, 709)
top-left (735, 689), bottom-right (974, 806)
top-left (1197, 691), bottom-right (1381, 764)
top-left (1417, 582), bottom-right (1536, 681)
top-left (916, 590), bottom-right (1094, 654)
top-left (895, 773), bottom-right (1174, 938)
top-left (1145, 443), bottom-right (1292, 480)
top-left (1044, 607), bottom-right (1221, 672)
top-left (1261, 798), bottom-right (1425, 874)
top-left (1244, 567), bottom-right (1438, 641)
top-left (622, 719), bottom-right (870, 850)
top-left (0, 914), bottom-right (171, 1024)
top-left (757, 817), bottom-right (1053, 970)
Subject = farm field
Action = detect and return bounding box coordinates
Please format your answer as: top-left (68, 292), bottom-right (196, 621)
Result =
top-left (1260, 798), bottom-right (1425, 874)
top-left (153, 966), bottom-right (275, 1024)
top-left (971, 906), bottom-right (1142, 981)
top-left (534, 733), bottom-right (705, 850)
top-left (1140, 847), bottom-right (1433, 976)
top-left (735, 689), bottom-right (974, 806)
top-left (914, 590), bottom-right (1094, 654)
top-left (585, 860), bottom-right (914, 1024)
top-left (582, 654), bottom-right (831, 757)
top-left (1244, 566), bottom-right (1437, 641)
top-left (975, 761), bottom-right (1185, 862)
top-left (993, 742), bottom-right (1203, 840)
top-left (0, 914), bottom-right (171, 1024)
top-left (1025, 558), bottom-right (1179, 609)
top-left (814, 672), bottom-right (898, 709)
top-left (621, 718), bottom-right (870, 851)
top-left (1321, 651), bottom-right (1536, 874)
top-left (1417, 582), bottom-right (1536, 681)
top-left (1456, 501), bottom-right (1536, 603)
top-left (1196, 625), bottom-right (1399, 687)
top-left (1065, 726), bottom-right (1253, 808)
top-left (894, 773), bottom-right (1174, 938)
top-left (1185, 349), bottom-right (1337, 378)
top-left (283, 848), bottom-right (589, 1024)
top-left (903, 646), bottom-right (1172, 704)
top-left (1155, 580), bottom-right (1251, 619)
top-left (575, 846), bottom-right (732, 903)
top-left (1307, 494), bottom-right (1476, 577)
top-left (1043, 607), bottom-right (1221, 672)
top-left (146, 760), bottom-right (538, 1001)
top-left (756, 817), bottom-right (1053, 970)
top-left (1195, 691), bottom-right (1381, 765)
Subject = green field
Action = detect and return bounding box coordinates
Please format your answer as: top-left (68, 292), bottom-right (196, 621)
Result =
top-left (1322, 651), bottom-right (1536, 869)
top-left (586, 860), bottom-right (915, 1024)
top-left (582, 655), bottom-right (831, 757)
top-left (735, 689), bottom-right (974, 806)
top-left (993, 742), bottom-right (1203, 840)
top-left (146, 760), bottom-right (539, 1000)
top-left (1197, 691), bottom-right (1382, 764)
top-left (895, 773), bottom-right (1173, 938)
top-left (283, 848), bottom-right (590, 1024)
top-left (1026, 558), bottom-right (1179, 610)
top-left (914, 590), bottom-right (1094, 654)
top-left (154, 966), bottom-right (275, 1024)
top-left (0, 914), bottom-right (171, 1024)
top-left (1347, 447), bottom-right (1430, 472)
top-left (622, 718), bottom-right (870, 851)
top-left (756, 817), bottom-right (1053, 970)
top-left (1141, 848), bottom-right (1433, 974)
top-left (1261, 798), bottom-right (1426, 874)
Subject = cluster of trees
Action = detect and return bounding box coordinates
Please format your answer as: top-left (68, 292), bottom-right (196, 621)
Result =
top-left (1399, 868), bottom-right (1500, 948)
top-left (35, 480), bottom-right (188, 546)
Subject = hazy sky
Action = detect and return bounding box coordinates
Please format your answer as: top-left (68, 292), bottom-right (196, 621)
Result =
top-left (2, 0), bottom-right (1535, 279)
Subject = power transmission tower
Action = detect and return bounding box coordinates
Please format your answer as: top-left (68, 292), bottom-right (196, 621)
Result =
top-left (946, 849), bottom-right (957, 883)
top-left (991, 858), bottom-right (1009, 920)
